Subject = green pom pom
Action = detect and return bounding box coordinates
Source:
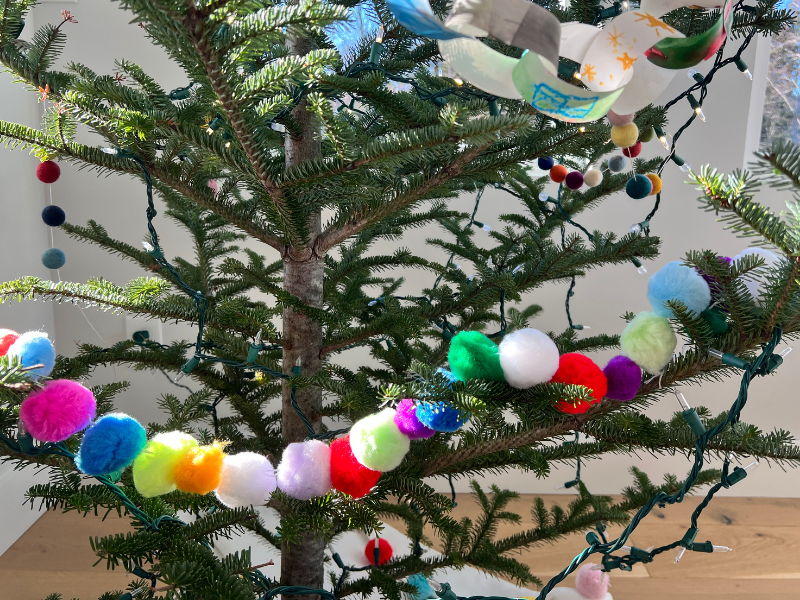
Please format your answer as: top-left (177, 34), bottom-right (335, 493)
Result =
top-left (133, 431), bottom-right (198, 497)
top-left (448, 331), bottom-right (505, 382)
top-left (350, 408), bottom-right (410, 472)
top-left (620, 311), bottom-right (677, 374)
top-left (639, 126), bottom-right (656, 143)
top-left (701, 308), bottom-right (729, 334)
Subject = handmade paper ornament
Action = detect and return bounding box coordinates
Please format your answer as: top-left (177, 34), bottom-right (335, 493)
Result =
top-left (498, 328), bottom-right (560, 389)
top-left (19, 379), bottom-right (96, 442)
top-left (0, 329), bottom-right (19, 355)
top-left (550, 164), bottom-right (568, 183)
top-left (394, 398), bottom-right (435, 439)
top-left (646, 173), bottom-right (662, 195)
top-left (36, 160), bottom-right (60, 183)
top-left (620, 311), bottom-right (677, 374)
top-left (622, 142), bottom-right (642, 158)
top-left (133, 431), bottom-right (199, 497)
top-left (7, 331), bottom-right (56, 377)
top-left (611, 124), bottom-right (639, 148)
top-left (575, 563), bottom-right (610, 600)
top-left (549, 353), bottom-right (607, 414)
top-left (607, 110), bottom-right (634, 127)
top-left (407, 574), bottom-right (435, 600)
top-left (732, 247), bottom-right (781, 301)
top-left (626, 175), bottom-right (652, 200)
top-left (447, 330), bottom-right (504, 382)
top-left (647, 261), bottom-right (711, 318)
top-left (565, 171), bottom-right (584, 190)
top-left (76, 414), bottom-right (147, 476)
top-left (602, 356), bottom-right (641, 401)
top-left (416, 400), bottom-right (468, 432)
top-left (174, 441), bottom-right (226, 495)
top-left (537, 156), bottom-right (555, 170)
top-left (276, 439), bottom-right (332, 500)
top-left (41, 205), bottom-right (66, 227)
top-left (216, 452), bottom-right (277, 508)
top-left (365, 537), bottom-right (393, 565)
top-left (584, 169), bottom-right (603, 188)
top-left (330, 435), bottom-right (381, 498)
top-left (42, 248), bottom-right (66, 269)
top-left (350, 408), bottom-right (410, 472)
top-left (607, 155), bottom-right (628, 173)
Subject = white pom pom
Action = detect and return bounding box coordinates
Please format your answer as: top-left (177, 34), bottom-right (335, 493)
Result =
top-left (216, 452), bottom-right (277, 508)
top-left (498, 328), bottom-right (560, 389)
top-left (732, 247), bottom-right (781, 302)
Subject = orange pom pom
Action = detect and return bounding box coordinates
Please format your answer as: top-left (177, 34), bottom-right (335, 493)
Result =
top-left (646, 173), bottom-right (663, 195)
top-left (174, 441), bottom-right (226, 494)
top-left (549, 165), bottom-right (568, 183)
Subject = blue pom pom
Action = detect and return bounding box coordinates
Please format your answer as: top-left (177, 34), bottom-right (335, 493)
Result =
top-left (407, 574), bottom-right (434, 600)
top-left (647, 261), bottom-right (711, 318)
top-left (436, 368), bottom-right (457, 386)
top-left (416, 401), bottom-right (468, 432)
top-left (76, 413), bottom-right (147, 475)
top-left (608, 155), bottom-right (628, 173)
top-left (42, 248), bottom-right (66, 269)
top-left (537, 156), bottom-right (554, 170)
top-left (7, 331), bottom-right (55, 377)
top-left (626, 175), bottom-right (652, 200)
top-left (42, 205), bottom-right (66, 227)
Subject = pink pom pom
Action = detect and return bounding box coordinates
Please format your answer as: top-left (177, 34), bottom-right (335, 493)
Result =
top-left (575, 563), bottom-right (609, 600)
top-left (607, 110), bottom-right (634, 127)
top-left (20, 379), bottom-right (96, 442)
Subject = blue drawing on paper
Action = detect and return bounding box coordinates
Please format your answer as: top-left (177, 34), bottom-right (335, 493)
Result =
top-left (386, 0), bottom-right (465, 39)
top-left (530, 83), bottom-right (599, 119)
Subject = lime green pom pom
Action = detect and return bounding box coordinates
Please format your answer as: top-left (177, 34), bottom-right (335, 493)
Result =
top-left (350, 408), bottom-right (410, 472)
top-left (133, 431), bottom-right (198, 497)
top-left (448, 331), bottom-right (505, 382)
top-left (620, 311), bottom-right (677, 374)
top-left (701, 308), bottom-right (729, 334)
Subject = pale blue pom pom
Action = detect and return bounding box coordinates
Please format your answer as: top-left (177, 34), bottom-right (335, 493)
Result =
top-left (647, 261), bottom-right (711, 318)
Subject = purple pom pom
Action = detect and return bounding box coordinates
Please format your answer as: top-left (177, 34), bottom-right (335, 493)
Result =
top-left (603, 355), bottom-right (641, 401)
top-left (394, 399), bottom-right (435, 439)
top-left (19, 379), bottom-right (96, 442)
top-left (276, 440), bottom-right (332, 500)
top-left (696, 256), bottom-right (732, 298)
top-left (575, 563), bottom-right (609, 600)
top-left (565, 171), bottom-right (584, 190)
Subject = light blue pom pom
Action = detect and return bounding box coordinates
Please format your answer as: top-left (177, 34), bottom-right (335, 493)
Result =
top-left (76, 413), bottom-right (147, 476)
top-left (42, 248), bottom-right (66, 269)
top-left (407, 574), bottom-right (434, 600)
top-left (7, 331), bottom-right (55, 377)
top-left (647, 261), bottom-right (711, 318)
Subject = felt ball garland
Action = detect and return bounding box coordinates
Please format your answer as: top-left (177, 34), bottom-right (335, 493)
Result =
top-left (626, 174), bottom-right (652, 199)
top-left (622, 141), bottom-right (642, 158)
top-left (38, 161), bottom-right (67, 270)
top-left (394, 398), bottom-right (435, 439)
top-left (607, 155), bottom-right (628, 173)
top-left (41, 205), bottom-right (66, 227)
top-left (350, 408), bottom-right (410, 471)
top-left (584, 169), bottom-right (603, 188)
top-left (8, 331), bottom-right (56, 377)
top-left (365, 538), bottom-right (393, 565)
top-left (549, 164), bottom-right (568, 183)
top-left (607, 111), bottom-right (634, 127)
top-left (565, 171), bottom-right (584, 190)
top-left (575, 563), bottom-right (610, 600)
top-left (276, 440), bottom-right (332, 500)
top-left (498, 328), bottom-right (560, 389)
top-left (646, 173), bottom-right (662, 195)
top-left (42, 248), bottom-right (66, 269)
top-left (36, 160), bottom-right (60, 183)
top-left (639, 126), bottom-right (656, 143)
top-left (611, 123), bottom-right (638, 148)
top-left (537, 156), bottom-right (555, 170)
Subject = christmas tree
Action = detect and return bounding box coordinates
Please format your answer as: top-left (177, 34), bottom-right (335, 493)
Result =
top-left (0, 0), bottom-right (799, 599)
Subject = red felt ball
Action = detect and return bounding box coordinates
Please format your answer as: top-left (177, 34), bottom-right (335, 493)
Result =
top-left (549, 353), bottom-right (608, 414)
top-left (365, 538), bottom-right (393, 565)
top-left (36, 160), bottom-right (61, 184)
top-left (330, 435), bottom-right (380, 499)
top-left (549, 164), bottom-right (568, 183)
top-left (622, 142), bottom-right (642, 158)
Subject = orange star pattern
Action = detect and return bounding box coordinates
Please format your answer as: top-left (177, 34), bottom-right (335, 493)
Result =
top-left (581, 64), bottom-right (597, 83)
top-left (616, 52), bottom-right (637, 70)
top-left (633, 12), bottom-right (676, 37)
top-left (606, 27), bottom-right (624, 50)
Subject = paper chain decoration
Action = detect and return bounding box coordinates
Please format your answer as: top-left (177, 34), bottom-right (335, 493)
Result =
top-left (385, 0), bottom-right (734, 122)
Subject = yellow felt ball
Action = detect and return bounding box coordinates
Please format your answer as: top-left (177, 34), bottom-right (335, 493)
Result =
top-left (611, 123), bottom-right (639, 148)
top-left (646, 173), bottom-right (663, 195)
top-left (174, 441), bottom-right (227, 495)
top-left (133, 431), bottom-right (198, 498)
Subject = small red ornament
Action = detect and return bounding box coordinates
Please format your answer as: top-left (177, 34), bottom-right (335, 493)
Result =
top-left (365, 538), bottom-right (393, 565)
top-left (622, 142), bottom-right (642, 158)
top-left (549, 164), bottom-right (568, 183)
top-left (549, 353), bottom-right (608, 414)
top-left (330, 435), bottom-right (380, 499)
top-left (0, 329), bottom-right (19, 356)
top-left (36, 160), bottom-right (61, 184)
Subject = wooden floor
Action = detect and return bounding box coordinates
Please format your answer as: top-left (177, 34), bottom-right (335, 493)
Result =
top-left (0, 495), bottom-right (797, 600)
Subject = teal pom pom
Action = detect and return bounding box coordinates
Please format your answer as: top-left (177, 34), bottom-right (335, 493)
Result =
top-left (620, 311), bottom-right (677, 374)
top-left (42, 248), bottom-right (66, 269)
top-left (701, 308), bottom-right (729, 334)
top-left (647, 261), bottom-right (711, 318)
top-left (76, 413), bottom-right (147, 475)
top-left (7, 331), bottom-right (55, 377)
top-left (447, 331), bottom-right (504, 382)
top-left (626, 175), bottom-right (652, 199)
top-left (407, 574), bottom-right (435, 600)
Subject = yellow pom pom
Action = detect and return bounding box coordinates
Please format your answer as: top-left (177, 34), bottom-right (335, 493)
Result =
top-left (611, 123), bottom-right (639, 148)
top-left (646, 173), bottom-right (662, 195)
top-left (174, 441), bottom-right (227, 495)
top-left (133, 431), bottom-right (198, 498)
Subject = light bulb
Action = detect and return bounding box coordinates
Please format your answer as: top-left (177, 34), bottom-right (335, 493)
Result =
top-left (539, 192), bottom-right (549, 201)
top-left (637, 266), bottom-right (648, 274)
top-left (454, 77), bottom-right (463, 86)
top-left (743, 459), bottom-right (759, 472)
top-left (428, 579), bottom-right (443, 593)
top-left (712, 545), bottom-right (732, 553)
top-left (780, 346), bottom-right (793, 357)
top-left (674, 390), bottom-right (691, 412)
top-left (574, 71), bottom-right (582, 80)
top-left (743, 68), bottom-right (752, 80)
top-left (629, 223), bottom-right (642, 234)
top-left (512, 264), bottom-right (524, 273)
top-left (142, 241), bottom-right (154, 252)
top-left (368, 300), bottom-right (378, 306)
top-left (659, 135), bottom-right (669, 150)
top-left (375, 25), bottom-right (384, 44)
top-left (225, 141), bottom-right (231, 148)
top-left (101, 147), bottom-right (118, 155)
top-left (579, 126), bottom-right (586, 132)
top-left (227, 14), bottom-right (235, 23)
top-left (695, 107), bottom-right (706, 122)
top-left (483, 223), bottom-right (491, 232)
top-left (674, 546), bottom-right (687, 563)
top-left (207, 127), bottom-right (215, 134)
top-left (679, 162), bottom-right (693, 173)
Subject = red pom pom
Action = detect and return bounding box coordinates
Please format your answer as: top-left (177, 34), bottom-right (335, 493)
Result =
top-left (365, 538), bottom-right (393, 565)
top-left (549, 353), bottom-right (608, 414)
top-left (330, 435), bottom-right (380, 498)
top-left (0, 329), bottom-right (19, 356)
top-left (549, 164), bottom-right (568, 183)
top-left (36, 161), bottom-right (61, 184)
top-left (622, 142), bottom-right (642, 158)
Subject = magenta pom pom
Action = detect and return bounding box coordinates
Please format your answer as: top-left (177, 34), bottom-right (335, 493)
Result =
top-left (20, 380), bottom-right (96, 442)
top-left (393, 399), bottom-right (435, 439)
top-left (575, 563), bottom-right (609, 600)
top-left (603, 355), bottom-right (641, 401)
top-left (565, 171), bottom-right (584, 190)
top-left (607, 110), bottom-right (634, 126)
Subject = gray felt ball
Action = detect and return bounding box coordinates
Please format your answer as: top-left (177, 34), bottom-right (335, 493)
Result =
top-left (608, 155), bottom-right (628, 173)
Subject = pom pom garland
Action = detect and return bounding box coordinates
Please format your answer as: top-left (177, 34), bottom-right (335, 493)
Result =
top-left (621, 141), bottom-right (642, 158)
top-left (584, 169), bottom-right (603, 188)
top-left (330, 435), bottom-right (380, 498)
top-left (448, 330), bottom-right (505, 382)
top-left (611, 123), bottom-right (638, 148)
top-left (626, 175), bottom-right (652, 199)
top-left (8, 331), bottom-right (56, 377)
top-left (602, 356), bottom-right (641, 401)
top-left (42, 248), bottom-right (66, 269)
top-left (407, 574), bottom-right (435, 600)
top-left (365, 538), bottom-right (393, 565)
top-left (646, 173), bottom-right (662, 195)
top-left (350, 408), bottom-right (410, 471)
top-left (498, 328), bottom-right (560, 389)
top-left (36, 160), bottom-right (61, 183)
top-left (416, 401), bottom-right (468, 432)
top-left (216, 452), bottom-right (277, 508)
top-left (133, 431), bottom-right (199, 497)
top-left (394, 398), bottom-right (435, 439)
top-left (174, 442), bottom-right (227, 495)
top-left (647, 261), bottom-right (711, 318)
top-left (549, 353), bottom-right (607, 414)
top-left (277, 440), bottom-right (332, 500)
top-left (620, 311), bottom-right (677, 374)
top-left (565, 171), bottom-right (584, 190)
top-left (575, 563), bottom-right (610, 600)
top-left (607, 155), bottom-right (628, 173)
top-left (607, 110), bottom-right (634, 126)
top-left (537, 156), bottom-right (555, 170)
top-left (550, 164), bottom-right (568, 183)
top-left (19, 379), bottom-right (96, 442)
top-left (732, 247), bottom-right (781, 301)
top-left (0, 329), bottom-right (19, 356)
top-left (41, 205), bottom-right (66, 227)
top-left (76, 414), bottom-right (147, 476)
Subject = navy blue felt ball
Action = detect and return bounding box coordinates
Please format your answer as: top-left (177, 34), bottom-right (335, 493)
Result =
top-left (537, 156), bottom-right (555, 170)
top-left (626, 175), bottom-right (653, 200)
top-left (42, 205), bottom-right (66, 227)
top-left (42, 248), bottom-right (66, 269)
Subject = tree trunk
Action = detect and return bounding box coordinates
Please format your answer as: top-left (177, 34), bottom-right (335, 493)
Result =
top-left (279, 28), bottom-right (326, 600)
